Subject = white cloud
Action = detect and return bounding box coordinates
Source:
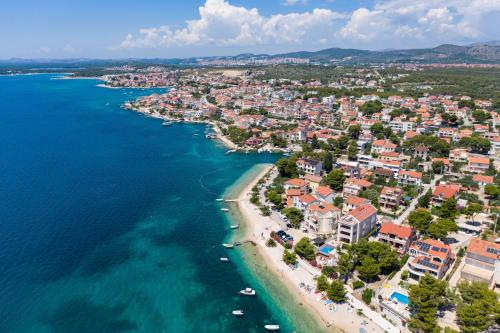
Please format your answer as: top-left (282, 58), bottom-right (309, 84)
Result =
top-left (120, 0), bottom-right (344, 49)
top-left (63, 44), bottom-right (75, 53)
top-left (283, 0), bottom-right (308, 6)
top-left (118, 0), bottom-right (500, 52)
top-left (38, 46), bottom-right (51, 54)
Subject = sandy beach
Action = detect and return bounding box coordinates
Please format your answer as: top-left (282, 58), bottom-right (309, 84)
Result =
top-left (231, 164), bottom-right (391, 333)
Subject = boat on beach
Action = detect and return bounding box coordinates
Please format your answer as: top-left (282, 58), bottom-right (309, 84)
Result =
top-left (220, 257), bottom-right (229, 261)
top-left (239, 288), bottom-right (256, 296)
top-left (264, 324), bottom-right (280, 331)
top-left (222, 243), bottom-right (234, 249)
top-left (232, 310), bottom-right (244, 316)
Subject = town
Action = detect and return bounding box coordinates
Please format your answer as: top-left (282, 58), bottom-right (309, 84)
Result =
top-left (117, 66), bottom-right (499, 333)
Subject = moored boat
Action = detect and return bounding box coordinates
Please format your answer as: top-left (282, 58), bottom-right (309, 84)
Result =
top-left (220, 257), bottom-right (229, 261)
top-left (264, 324), bottom-right (280, 331)
top-left (230, 225), bottom-right (239, 229)
top-left (216, 198), bottom-right (224, 202)
top-left (239, 288), bottom-right (256, 296)
top-left (232, 310), bottom-right (244, 316)
top-left (222, 243), bottom-right (234, 249)
top-left (221, 208), bottom-right (229, 212)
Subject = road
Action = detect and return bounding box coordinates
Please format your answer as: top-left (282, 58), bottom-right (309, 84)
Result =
top-left (394, 174), bottom-right (443, 225)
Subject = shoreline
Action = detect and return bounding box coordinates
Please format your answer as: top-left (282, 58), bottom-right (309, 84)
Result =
top-left (228, 164), bottom-right (389, 333)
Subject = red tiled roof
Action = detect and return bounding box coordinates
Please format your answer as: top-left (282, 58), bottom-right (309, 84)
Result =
top-left (286, 189), bottom-right (302, 196)
top-left (432, 184), bottom-right (460, 199)
top-left (286, 178), bottom-right (307, 187)
top-left (316, 186), bottom-right (333, 197)
top-left (472, 174), bottom-right (494, 184)
top-left (345, 196), bottom-right (370, 206)
top-left (297, 194), bottom-right (318, 204)
top-left (350, 204), bottom-right (377, 222)
top-left (467, 238), bottom-right (500, 260)
top-left (469, 157), bottom-right (489, 165)
top-left (380, 222), bottom-right (413, 239)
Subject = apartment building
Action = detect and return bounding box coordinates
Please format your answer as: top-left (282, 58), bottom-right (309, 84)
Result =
top-left (378, 222), bottom-right (416, 254)
top-left (460, 238), bottom-right (500, 288)
top-left (408, 239), bottom-right (454, 280)
top-left (337, 204), bottom-right (377, 244)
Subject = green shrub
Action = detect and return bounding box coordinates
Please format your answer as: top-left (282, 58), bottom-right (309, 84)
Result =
top-left (353, 280), bottom-right (365, 290)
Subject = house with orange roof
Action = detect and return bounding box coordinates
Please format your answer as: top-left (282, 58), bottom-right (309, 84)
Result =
top-left (337, 204), bottom-right (377, 244)
top-left (286, 189), bottom-right (302, 208)
top-left (460, 238), bottom-right (500, 288)
top-left (372, 139), bottom-right (397, 154)
top-left (408, 239), bottom-right (454, 280)
top-left (472, 174), bottom-right (494, 186)
top-left (432, 184), bottom-right (461, 206)
top-left (293, 194), bottom-right (319, 212)
top-left (466, 156), bottom-right (490, 173)
top-left (343, 178), bottom-right (373, 198)
top-left (305, 202), bottom-right (341, 236)
top-left (380, 186), bottom-right (403, 209)
top-left (432, 158), bottom-right (450, 173)
top-left (398, 170), bottom-right (422, 187)
top-left (284, 178), bottom-right (308, 193)
top-left (314, 186), bottom-right (335, 204)
top-left (378, 222), bottom-right (416, 254)
top-left (343, 196), bottom-right (371, 214)
top-left (296, 158), bottom-right (323, 176)
top-left (303, 174), bottom-right (322, 191)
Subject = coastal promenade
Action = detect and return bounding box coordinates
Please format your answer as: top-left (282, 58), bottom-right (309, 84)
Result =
top-left (232, 165), bottom-right (399, 333)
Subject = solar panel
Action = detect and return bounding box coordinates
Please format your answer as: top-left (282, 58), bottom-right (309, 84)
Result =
top-left (440, 248), bottom-right (447, 253)
top-left (432, 246), bottom-right (439, 252)
top-left (487, 248), bottom-right (500, 255)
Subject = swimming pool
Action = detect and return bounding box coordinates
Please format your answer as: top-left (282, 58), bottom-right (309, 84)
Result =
top-left (390, 291), bottom-right (409, 305)
top-left (319, 245), bottom-right (335, 256)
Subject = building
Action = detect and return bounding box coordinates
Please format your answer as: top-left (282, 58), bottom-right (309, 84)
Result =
top-left (472, 174), bottom-right (494, 186)
top-left (432, 184), bottom-right (461, 206)
top-left (408, 239), bottom-right (454, 280)
top-left (305, 202), bottom-right (341, 236)
top-left (293, 194), bottom-right (318, 211)
top-left (380, 186), bottom-right (403, 209)
top-left (343, 178), bottom-right (373, 198)
top-left (414, 146), bottom-right (429, 160)
top-left (337, 204), bottom-right (377, 244)
top-left (390, 120), bottom-right (415, 133)
top-left (466, 156), bottom-right (490, 174)
top-left (314, 186), bottom-right (335, 204)
top-left (284, 178), bottom-right (308, 193)
top-left (297, 158), bottom-right (323, 176)
top-left (460, 238), bottom-right (500, 288)
top-left (372, 139), bottom-right (397, 154)
top-left (378, 223), bottom-right (416, 254)
top-left (398, 170), bottom-right (422, 187)
top-left (304, 174), bottom-right (322, 191)
top-left (343, 196), bottom-right (371, 214)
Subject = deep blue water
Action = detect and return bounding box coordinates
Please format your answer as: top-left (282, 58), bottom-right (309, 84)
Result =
top-left (0, 74), bottom-right (295, 333)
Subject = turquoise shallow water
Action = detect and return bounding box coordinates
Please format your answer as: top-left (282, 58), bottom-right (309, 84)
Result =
top-left (0, 74), bottom-right (304, 332)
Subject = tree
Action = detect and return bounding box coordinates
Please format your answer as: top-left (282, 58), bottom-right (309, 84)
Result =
top-left (427, 218), bottom-right (458, 240)
top-left (328, 280), bottom-right (346, 303)
top-left (471, 110), bottom-right (491, 123)
top-left (359, 100), bottom-right (383, 116)
top-left (370, 123), bottom-right (385, 138)
top-left (323, 151), bottom-right (333, 172)
top-left (316, 275), bottom-right (329, 292)
top-left (323, 169), bottom-right (346, 192)
top-left (431, 160), bottom-right (445, 174)
top-left (348, 140), bottom-right (358, 161)
top-left (266, 238), bottom-right (277, 247)
top-left (311, 135), bottom-right (320, 149)
top-left (457, 281), bottom-right (500, 333)
top-left (348, 124), bottom-right (361, 140)
top-left (321, 266), bottom-right (337, 279)
top-left (294, 237), bottom-right (316, 261)
top-left (276, 156), bottom-right (298, 178)
top-left (266, 190), bottom-right (284, 209)
top-left (418, 189), bottom-right (432, 208)
top-left (282, 208), bottom-right (303, 228)
top-left (333, 196), bottom-right (344, 208)
top-left (464, 203), bottom-right (483, 222)
top-left (408, 209), bottom-right (433, 233)
top-left (337, 253), bottom-right (354, 281)
top-left (459, 136), bottom-right (491, 155)
top-left (440, 197), bottom-right (458, 220)
top-left (357, 257), bottom-right (381, 282)
top-left (485, 184), bottom-right (500, 198)
top-left (362, 288), bottom-right (374, 305)
top-left (282, 249), bottom-right (297, 265)
top-left (409, 274), bottom-right (449, 333)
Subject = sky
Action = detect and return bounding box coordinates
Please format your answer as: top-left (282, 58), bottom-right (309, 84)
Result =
top-left (1, 0), bottom-right (499, 59)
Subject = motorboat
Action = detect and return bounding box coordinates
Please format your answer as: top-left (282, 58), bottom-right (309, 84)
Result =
top-left (162, 121), bottom-right (173, 126)
top-left (232, 310), bottom-right (244, 316)
top-left (225, 149), bottom-right (237, 155)
top-left (220, 257), bottom-right (230, 262)
top-left (239, 288), bottom-right (256, 296)
top-left (230, 225), bottom-right (240, 229)
top-left (216, 198), bottom-right (224, 202)
top-left (221, 208), bottom-right (229, 212)
top-left (264, 325), bottom-right (280, 331)
top-left (222, 243), bottom-right (234, 249)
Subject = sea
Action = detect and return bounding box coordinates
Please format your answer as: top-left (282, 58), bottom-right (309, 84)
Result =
top-left (0, 74), bottom-right (323, 333)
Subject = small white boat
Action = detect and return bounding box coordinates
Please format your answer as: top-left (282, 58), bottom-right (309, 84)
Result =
top-left (264, 325), bottom-right (280, 331)
top-left (220, 257), bottom-right (230, 262)
top-left (222, 243), bottom-right (234, 249)
top-left (230, 225), bottom-right (240, 229)
top-left (216, 198), bottom-right (224, 202)
top-left (162, 121), bottom-right (172, 126)
top-left (221, 208), bottom-right (229, 212)
top-left (225, 149), bottom-right (237, 155)
top-left (239, 288), bottom-right (256, 296)
top-left (232, 310), bottom-right (244, 316)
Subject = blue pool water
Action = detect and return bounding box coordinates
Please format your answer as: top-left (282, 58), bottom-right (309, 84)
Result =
top-left (390, 291), bottom-right (409, 305)
top-left (319, 245), bottom-right (335, 256)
